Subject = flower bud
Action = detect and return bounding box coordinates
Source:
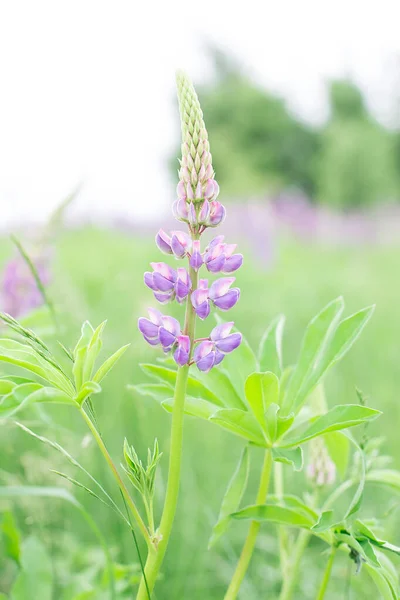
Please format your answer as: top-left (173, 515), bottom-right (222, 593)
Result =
top-left (306, 438), bottom-right (336, 487)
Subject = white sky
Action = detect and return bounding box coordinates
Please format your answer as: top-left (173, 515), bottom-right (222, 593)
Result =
top-left (1, 0), bottom-right (400, 228)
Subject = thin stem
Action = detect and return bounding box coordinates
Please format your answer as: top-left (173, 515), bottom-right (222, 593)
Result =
top-left (274, 462), bottom-right (289, 574)
top-left (136, 263), bottom-right (199, 599)
top-left (278, 490), bottom-right (319, 600)
top-left (224, 450), bottom-right (273, 600)
top-left (316, 545), bottom-right (337, 600)
top-left (80, 407), bottom-right (151, 547)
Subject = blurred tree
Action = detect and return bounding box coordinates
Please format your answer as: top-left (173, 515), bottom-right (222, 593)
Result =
top-left (315, 80), bottom-right (398, 209)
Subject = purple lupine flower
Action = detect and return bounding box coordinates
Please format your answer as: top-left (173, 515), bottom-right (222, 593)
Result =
top-left (1, 256), bottom-right (51, 318)
top-left (156, 229), bottom-right (192, 258)
top-left (138, 309), bottom-right (190, 365)
top-left (204, 236), bottom-right (243, 274)
top-left (191, 277), bottom-right (240, 320)
top-left (189, 241), bottom-right (203, 271)
top-left (144, 263), bottom-right (191, 304)
top-left (174, 335), bottom-right (190, 366)
top-left (194, 323), bottom-right (242, 372)
top-left (204, 201), bottom-right (226, 228)
top-left (172, 198), bottom-right (189, 222)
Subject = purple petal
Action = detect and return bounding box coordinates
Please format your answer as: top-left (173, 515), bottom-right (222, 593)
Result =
top-left (155, 229), bottom-right (172, 254)
top-left (150, 262), bottom-right (176, 281)
top-left (196, 352), bottom-right (216, 372)
top-left (147, 307), bottom-right (163, 325)
top-left (209, 277), bottom-right (235, 300)
top-left (198, 279), bottom-right (209, 290)
top-left (177, 267), bottom-right (190, 287)
top-left (153, 272), bottom-right (176, 292)
top-left (188, 202), bottom-right (197, 226)
top-left (195, 182), bottom-right (202, 198)
top-left (161, 315), bottom-right (180, 336)
top-left (173, 335), bottom-right (191, 366)
top-left (195, 301), bottom-right (210, 320)
top-left (223, 254), bottom-right (243, 273)
top-left (210, 322), bottom-right (234, 341)
top-left (189, 242), bottom-right (203, 271)
top-left (144, 272), bottom-right (157, 291)
top-left (138, 318), bottom-right (159, 339)
top-left (208, 201), bottom-right (226, 227)
top-left (194, 340), bottom-right (214, 362)
top-left (159, 327), bottom-right (177, 349)
top-left (214, 350), bottom-right (225, 365)
top-left (198, 200), bottom-right (210, 223)
top-left (213, 288), bottom-right (240, 311)
top-left (176, 181), bottom-right (186, 200)
top-left (191, 288), bottom-right (208, 308)
top-left (153, 291), bottom-right (173, 304)
top-left (186, 183), bottom-right (194, 200)
top-left (208, 235), bottom-right (225, 249)
top-left (206, 254), bottom-right (225, 273)
top-left (175, 280), bottom-right (190, 302)
top-left (215, 332), bottom-right (242, 353)
top-left (173, 198), bottom-right (189, 221)
top-left (143, 335), bottom-right (160, 347)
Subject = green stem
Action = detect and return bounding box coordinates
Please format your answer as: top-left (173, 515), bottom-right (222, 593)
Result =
top-left (274, 462), bottom-right (289, 574)
top-left (80, 407), bottom-right (151, 547)
top-left (136, 264), bottom-right (199, 599)
top-left (224, 450), bottom-right (273, 600)
top-left (316, 545), bottom-right (337, 600)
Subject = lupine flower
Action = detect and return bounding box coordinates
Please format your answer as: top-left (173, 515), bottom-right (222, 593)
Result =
top-left (306, 437), bottom-right (336, 487)
top-left (144, 263), bottom-right (191, 304)
top-left (194, 323), bottom-right (242, 372)
top-left (138, 72), bottom-right (242, 373)
top-left (191, 278), bottom-right (240, 320)
top-left (204, 237), bottom-right (243, 273)
top-left (155, 229), bottom-right (192, 258)
top-left (138, 309), bottom-right (190, 366)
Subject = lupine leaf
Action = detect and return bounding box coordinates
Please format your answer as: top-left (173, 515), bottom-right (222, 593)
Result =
top-left (209, 408), bottom-right (266, 445)
top-left (0, 383), bottom-right (75, 417)
top-left (231, 504), bottom-right (314, 528)
top-left (323, 431), bottom-right (350, 478)
top-left (295, 305), bottom-right (375, 411)
top-left (128, 383), bottom-right (172, 403)
top-left (258, 315), bottom-right (285, 376)
top-left (140, 364), bottom-right (221, 404)
top-left (0, 379), bottom-right (17, 394)
top-left (73, 381), bottom-right (101, 405)
top-left (161, 396), bottom-right (217, 420)
top-left (265, 402), bottom-right (279, 442)
top-left (282, 297), bottom-right (344, 413)
top-left (280, 404), bottom-right (380, 447)
top-left (190, 367), bottom-right (245, 409)
top-left (244, 372), bottom-right (279, 431)
top-left (335, 532), bottom-right (380, 566)
top-left (81, 321), bottom-right (107, 383)
top-left (272, 447), bottom-right (303, 471)
top-left (366, 469), bottom-right (400, 493)
top-left (209, 447), bottom-right (249, 548)
top-left (266, 494), bottom-right (319, 523)
top-left (93, 344), bottom-right (130, 384)
top-left (365, 563), bottom-right (398, 600)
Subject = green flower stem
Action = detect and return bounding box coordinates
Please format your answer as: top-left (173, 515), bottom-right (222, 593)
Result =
top-left (316, 545), bottom-right (337, 600)
top-left (136, 263), bottom-right (199, 599)
top-left (224, 449), bottom-right (273, 600)
top-left (80, 407), bottom-right (151, 547)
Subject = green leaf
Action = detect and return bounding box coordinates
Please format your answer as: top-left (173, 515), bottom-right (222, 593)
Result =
top-left (161, 396), bottom-right (218, 420)
top-left (0, 379), bottom-right (17, 394)
top-left (82, 321), bottom-right (107, 383)
top-left (272, 447), bottom-right (303, 471)
top-left (282, 297), bottom-right (344, 413)
top-left (190, 367), bottom-right (245, 409)
top-left (10, 536), bottom-right (53, 600)
top-left (231, 503), bottom-right (314, 528)
top-left (281, 404), bottom-right (380, 447)
top-left (244, 372), bottom-right (280, 431)
top-left (365, 563), bottom-right (398, 600)
top-left (73, 381), bottom-right (102, 405)
top-left (128, 383), bottom-right (172, 403)
top-left (1, 511), bottom-right (21, 564)
top-left (209, 447), bottom-right (250, 548)
top-left (335, 532), bottom-right (380, 567)
top-left (297, 305), bottom-right (375, 408)
top-left (0, 383), bottom-right (75, 417)
top-left (209, 408), bottom-right (265, 445)
top-left (93, 344), bottom-right (130, 384)
top-left (258, 315), bottom-right (285, 376)
top-left (140, 364), bottom-right (221, 405)
top-left (276, 412), bottom-right (295, 440)
top-left (265, 402), bottom-right (279, 442)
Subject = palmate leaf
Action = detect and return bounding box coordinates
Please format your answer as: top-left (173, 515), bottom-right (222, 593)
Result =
top-left (244, 372), bottom-right (279, 432)
top-left (271, 447), bottom-right (303, 471)
top-left (0, 486), bottom-right (115, 599)
top-left (209, 408), bottom-right (266, 445)
top-left (258, 314), bottom-right (285, 376)
top-left (209, 447), bottom-right (250, 548)
top-left (161, 396), bottom-right (218, 420)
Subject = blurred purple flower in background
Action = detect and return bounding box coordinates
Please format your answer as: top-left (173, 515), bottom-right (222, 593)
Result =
top-left (1, 255), bottom-right (50, 318)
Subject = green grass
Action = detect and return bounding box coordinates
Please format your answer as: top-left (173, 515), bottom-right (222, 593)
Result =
top-left (0, 226), bottom-right (399, 599)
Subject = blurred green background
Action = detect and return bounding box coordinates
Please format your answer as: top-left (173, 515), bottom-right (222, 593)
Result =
top-left (1, 52), bottom-right (400, 599)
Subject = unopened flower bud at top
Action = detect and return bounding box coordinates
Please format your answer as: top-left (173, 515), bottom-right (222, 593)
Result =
top-left (306, 437), bottom-right (336, 487)
top-left (176, 71), bottom-right (217, 201)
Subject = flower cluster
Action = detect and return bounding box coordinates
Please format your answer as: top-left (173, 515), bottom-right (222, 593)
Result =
top-left (138, 72), bottom-right (242, 372)
top-left (306, 437), bottom-right (336, 487)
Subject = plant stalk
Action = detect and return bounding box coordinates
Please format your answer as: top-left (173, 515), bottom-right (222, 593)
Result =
top-left (316, 545), bottom-right (337, 600)
top-left (224, 449), bottom-right (273, 600)
top-left (80, 407), bottom-right (151, 547)
top-left (136, 263), bottom-right (199, 599)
